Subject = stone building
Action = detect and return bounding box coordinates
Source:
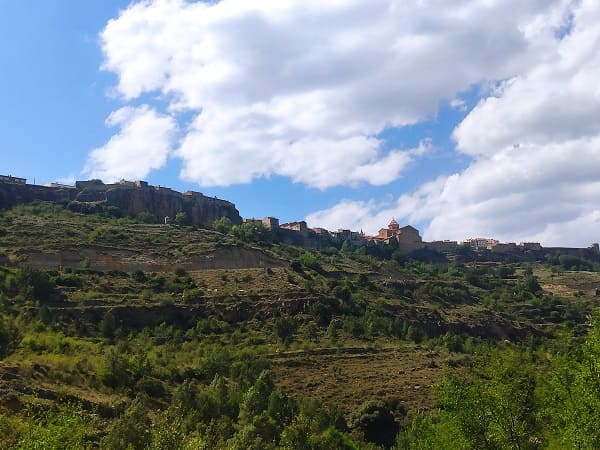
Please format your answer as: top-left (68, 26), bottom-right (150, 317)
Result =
top-left (280, 221), bottom-right (308, 233)
top-left (373, 219), bottom-right (422, 246)
top-left (463, 238), bottom-right (499, 251)
top-left (262, 217), bottom-right (279, 230)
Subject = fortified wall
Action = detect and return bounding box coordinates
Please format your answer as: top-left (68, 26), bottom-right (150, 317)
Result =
top-left (0, 178), bottom-right (242, 229)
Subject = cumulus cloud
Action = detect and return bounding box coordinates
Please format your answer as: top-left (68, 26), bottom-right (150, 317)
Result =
top-left (308, 0), bottom-right (600, 247)
top-left (97, 0), bottom-right (569, 188)
top-left (84, 105), bottom-right (177, 182)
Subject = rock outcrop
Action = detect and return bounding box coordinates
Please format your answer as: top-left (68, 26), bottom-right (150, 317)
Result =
top-left (0, 179), bottom-right (242, 229)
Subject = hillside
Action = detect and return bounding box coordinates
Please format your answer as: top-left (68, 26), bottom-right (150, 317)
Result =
top-left (1, 202), bottom-right (600, 448)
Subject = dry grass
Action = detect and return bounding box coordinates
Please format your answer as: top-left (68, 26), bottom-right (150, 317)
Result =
top-left (270, 343), bottom-right (449, 415)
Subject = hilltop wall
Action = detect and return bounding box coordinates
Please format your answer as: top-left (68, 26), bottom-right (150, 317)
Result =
top-left (0, 180), bottom-right (242, 229)
top-left (0, 182), bottom-right (77, 208)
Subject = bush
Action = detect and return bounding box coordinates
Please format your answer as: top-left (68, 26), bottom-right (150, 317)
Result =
top-left (16, 267), bottom-right (58, 304)
top-left (274, 316), bottom-right (298, 343)
top-left (299, 252), bottom-right (321, 271)
top-left (102, 395), bottom-right (151, 450)
top-left (100, 311), bottom-right (118, 340)
top-left (135, 211), bottom-right (155, 224)
top-left (352, 400), bottom-right (399, 448)
top-left (174, 212), bottom-right (190, 226)
top-left (17, 404), bottom-right (93, 449)
top-left (213, 216), bottom-right (233, 234)
top-left (132, 269), bottom-right (146, 283)
top-left (0, 315), bottom-right (20, 359)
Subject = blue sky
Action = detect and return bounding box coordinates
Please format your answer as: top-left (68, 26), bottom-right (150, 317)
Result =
top-left (2, 1), bottom-right (599, 246)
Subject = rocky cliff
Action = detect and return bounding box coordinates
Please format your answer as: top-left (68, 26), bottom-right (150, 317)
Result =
top-left (0, 180), bottom-right (242, 229)
top-left (0, 183), bottom-right (76, 209)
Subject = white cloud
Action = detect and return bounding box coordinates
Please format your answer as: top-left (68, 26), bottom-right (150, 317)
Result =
top-left (309, 0), bottom-right (600, 247)
top-left (449, 98), bottom-right (467, 112)
top-left (84, 105), bottom-right (177, 182)
top-left (98, 0), bottom-right (569, 188)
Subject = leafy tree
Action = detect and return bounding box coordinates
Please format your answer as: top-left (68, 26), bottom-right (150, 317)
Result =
top-left (231, 221), bottom-right (270, 243)
top-left (213, 216), bottom-right (233, 234)
top-left (353, 400), bottom-right (399, 448)
top-left (135, 211), bottom-right (155, 224)
top-left (100, 347), bottom-right (132, 389)
top-left (299, 252), bottom-right (321, 271)
top-left (0, 315), bottom-right (20, 359)
top-left (437, 351), bottom-right (539, 450)
top-left (274, 316), bottom-right (298, 343)
top-left (16, 267), bottom-right (57, 304)
top-left (341, 240), bottom-right (353, 254)
top-left (102, 395), bottom-right (151, 450)
top-left (174, 211), bottom-right (190, 226)
top-left (545, 312), bottom-right (600, 448)
top-left (132, 269), bottom-right (146, 282)
top-left (239, 370), bottom-right (276, 424)
top-left (99, 311), bottom-right (118, 340)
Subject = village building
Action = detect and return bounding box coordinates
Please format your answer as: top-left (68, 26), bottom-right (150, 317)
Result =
top-left (311, 227), bottom-right (330, 236)
top-left (262, 217), bottom-right (279, 230)
top-left (280, 221), bottom-right (308, 233)
top-left (371, 219), bottom-right (423, 247)
top-left (463, 238), bottom-right (499, 251)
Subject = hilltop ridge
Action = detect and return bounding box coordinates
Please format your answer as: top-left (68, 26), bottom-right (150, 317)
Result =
top-left (0, 177), bottom-right (242, 229)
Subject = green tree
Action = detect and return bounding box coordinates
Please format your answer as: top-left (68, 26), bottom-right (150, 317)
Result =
top-left (437, 351), bottom-right (539, 450)
top-left (353, 400), bottom-right (399, 448)
top-left (16, 267), bottom-right (57, 304)
top-left (99, 311), bottom-right (118, 340)
top-left (102, 395), bottom-right (151, 450)
top-left (174, 211), bottom-right (190, 226)
top-left (213, 216), bottom-right (233, 234)
top-left (0, 315), bottom-right (20, 359)
top-left (274, 316), bottom-right (298, 344)
top-left (135, 211), bottom-right (155, 224)
top-left (231, 221), bottom-right (269, 243)
top-left (546, 312), bottom-right (600, 448)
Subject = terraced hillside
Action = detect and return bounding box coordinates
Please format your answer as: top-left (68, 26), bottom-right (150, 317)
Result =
top-left (1, 203), bottom-right (600, 448)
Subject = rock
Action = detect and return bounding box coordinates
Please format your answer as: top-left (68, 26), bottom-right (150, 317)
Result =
top-left (0, 180), bottom-right (242, 229)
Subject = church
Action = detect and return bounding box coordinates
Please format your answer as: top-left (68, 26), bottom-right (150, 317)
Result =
top-left (374, 219), bottom-right (423, 247)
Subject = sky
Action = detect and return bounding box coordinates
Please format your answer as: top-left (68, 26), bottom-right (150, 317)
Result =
top-left (1, 0), bottom-right (599, 247)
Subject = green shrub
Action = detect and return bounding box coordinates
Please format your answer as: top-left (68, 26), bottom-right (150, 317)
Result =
top-left (274, 316), bottom-right (298, 343)
top-left (17, 404), bottom-right (93, 450)
top-left (0, 315), bottom-right (20, 359)
top-left (102, 395), bottom-right (151, 450)
top-left (213, 216), bottom-right (233, 234)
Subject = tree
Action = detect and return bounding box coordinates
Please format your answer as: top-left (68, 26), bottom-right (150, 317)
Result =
top-left (102, 395), bottom-right (151, 450)
top-left (353, 400), bottom-right (399, 448)
top-left (99, 311), bottom-right (117, 340)
top-left (274, 316), bottom-right (298, 343)
top-left (239, 370), bottom-right (276, 424)
top-left (135, 211), bottom-right (155, 224)
top-left (231, 222), bottom-right (270, 243)
top-left (213, 216), bottom-right (233, 234)
top-left (546, 312), bottom-right (600, 448)
top-left (0, 315), bottom-right (20, 359)
top-left (16, 267), bottom-right (57, 304)
top-left (437, 351), bottom-right (538, 450)
top-left (174, 211), bottom-right (190, 226)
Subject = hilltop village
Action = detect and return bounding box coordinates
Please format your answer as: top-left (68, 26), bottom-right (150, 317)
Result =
top-left (1, 174), bottom-right (599, 261)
